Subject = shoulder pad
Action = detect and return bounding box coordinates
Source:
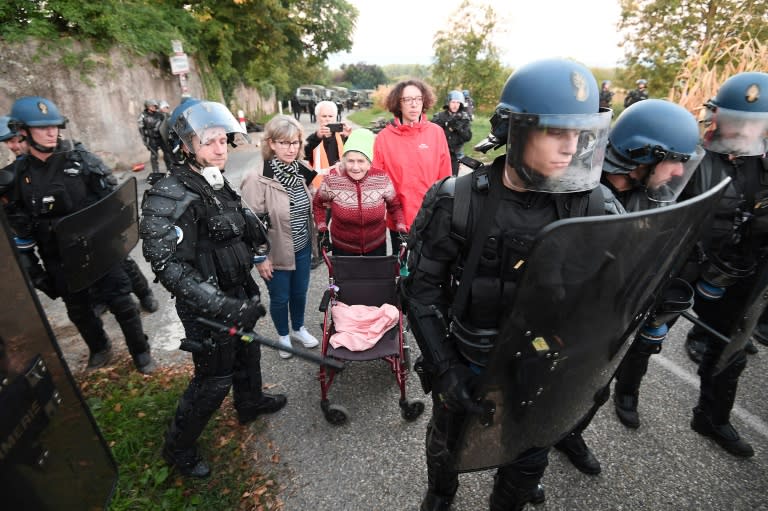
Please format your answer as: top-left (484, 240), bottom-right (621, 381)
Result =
top-left (143, 176), bottom-right (199, 220)
top-left (436, 176), bottom-right (456, 198)
top-left (146, 175), bottom-right (192, 201)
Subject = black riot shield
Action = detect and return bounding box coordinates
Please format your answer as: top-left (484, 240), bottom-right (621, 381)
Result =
top-left (0, 210), bottom-right (117, 509)
top-left (452, 179), bottom-right (730, 472)
top-left (55, 177), bottom-right (139, 292)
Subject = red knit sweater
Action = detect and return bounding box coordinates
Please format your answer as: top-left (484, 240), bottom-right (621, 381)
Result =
top-left (313, 168), bottom-right (406, 254)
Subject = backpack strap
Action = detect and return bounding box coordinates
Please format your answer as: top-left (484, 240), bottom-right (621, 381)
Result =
top-left (450, 165), bottom-right (498, 321)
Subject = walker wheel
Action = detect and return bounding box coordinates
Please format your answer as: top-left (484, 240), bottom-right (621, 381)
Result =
top-left (324, 404), bottom-right (349, 425)
top-left (401, 400), bottom-right (425, 422)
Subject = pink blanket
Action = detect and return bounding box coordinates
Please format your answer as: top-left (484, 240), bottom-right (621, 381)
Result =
top-left (329, 302), bottom-right (400, 351)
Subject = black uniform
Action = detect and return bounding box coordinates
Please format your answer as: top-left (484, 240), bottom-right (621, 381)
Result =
top-left (624, 87), bottom-right (648, 108)
top-left (679, 151), bottom-right (768, 456)
top-left (138, 108), bottom-right (171, 178)
top-left (403, 157), bottom-right (622, 510)
top-left (599, 89), bottom-right (614, 109)
top-left (7, 140), bottom-right (151, 366)
top-left (140, 164), bottom-right (277, 474)
top-left (431, 108), bottom-right (472, 177)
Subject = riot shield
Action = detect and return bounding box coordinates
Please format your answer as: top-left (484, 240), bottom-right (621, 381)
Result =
top-left (453, 179), bottom-right (730, 472)
top-left (0, 210), bottom-right (117, 509)
top-left (55, 177), bottom-right (139, 292)
top-left (714, 261), bottom-right (768, 374)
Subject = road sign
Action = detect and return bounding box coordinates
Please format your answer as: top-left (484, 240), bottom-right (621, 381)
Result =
top-left (170, 54), bottom-right (190, 75)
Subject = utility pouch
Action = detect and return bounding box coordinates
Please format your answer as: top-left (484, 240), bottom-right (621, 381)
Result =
top-left (413, 355), bottom-right (434, 394)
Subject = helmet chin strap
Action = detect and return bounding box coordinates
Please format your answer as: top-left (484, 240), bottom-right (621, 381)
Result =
top-left (27, 130), bottom-right (56, 154)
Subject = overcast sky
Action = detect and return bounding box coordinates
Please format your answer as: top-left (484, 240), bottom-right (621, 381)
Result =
top-left (327, 0), bottom-right (624, 69)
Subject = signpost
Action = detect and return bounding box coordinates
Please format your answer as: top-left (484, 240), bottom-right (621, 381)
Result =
top-left (170, 40), bottom-right (190, 96)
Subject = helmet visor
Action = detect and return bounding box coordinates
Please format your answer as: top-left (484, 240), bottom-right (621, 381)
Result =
top-left (509, 110), bottom-right (612, 193)
top-left (701, 106), bottom-right (768, 156)
top-left (645, 145), bottom-right (705, 203)
top-left (176, 102), bottom-right (250, 152)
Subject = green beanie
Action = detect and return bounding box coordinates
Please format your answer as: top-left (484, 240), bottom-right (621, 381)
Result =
top-left (343, 128), bottom-right (375, 162)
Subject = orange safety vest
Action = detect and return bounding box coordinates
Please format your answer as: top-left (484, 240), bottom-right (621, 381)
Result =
top-left (311, 133), bottom-right (345, 189)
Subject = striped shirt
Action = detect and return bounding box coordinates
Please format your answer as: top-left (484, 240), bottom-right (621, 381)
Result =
top-left (273, 159), bottom-right (311, 252)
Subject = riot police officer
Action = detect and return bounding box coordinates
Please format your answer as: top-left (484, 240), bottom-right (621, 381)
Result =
top-left (598, 99), bottom-right (704, 429)
top-left (138, 99), bottom-right (170, 184)
top-left (431, 90), bottom-right (473, 176)
top-left (624, 79), bottom-right (649, 107)
top-left (140, 101), bottom-right (286, 478)
top-left (599, 80), bottom-right (614, 110)
top-left (403, 59), bottom-right (619, 511)
top-left (5, 96), bottom-right (154, 373)
top-left (680, 72), bottom-right (768, 458)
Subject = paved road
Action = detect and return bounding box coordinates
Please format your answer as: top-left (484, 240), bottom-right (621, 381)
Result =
top-left (43, 114), bottom-right (768, 510)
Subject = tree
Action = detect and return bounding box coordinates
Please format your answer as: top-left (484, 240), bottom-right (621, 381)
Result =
top-left (340, 63), bottom-right (388, 89)
top-left (618, 0), bottom-right (768, 95)
top-left (430, 0), bottom-right (506, 112)
top-left (185, 0), bottom-right (357, 99)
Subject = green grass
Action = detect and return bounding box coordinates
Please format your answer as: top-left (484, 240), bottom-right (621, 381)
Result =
top-left (80, 362), bottom-right (281, 511)
top-left (347, 108), bottom-right (504, 164)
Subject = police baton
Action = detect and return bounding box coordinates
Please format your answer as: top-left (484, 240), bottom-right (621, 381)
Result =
top-left (680, 311), bottom-right (733, 345)
top-left (195, 317), bottom-right (345, 371)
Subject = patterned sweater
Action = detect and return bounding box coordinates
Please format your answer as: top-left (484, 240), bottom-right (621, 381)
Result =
top-left (313, 168), bottom-right (405, 254)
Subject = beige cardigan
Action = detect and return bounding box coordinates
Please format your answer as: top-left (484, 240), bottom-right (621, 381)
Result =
top-left (241, 159), bottom-right (316, 271)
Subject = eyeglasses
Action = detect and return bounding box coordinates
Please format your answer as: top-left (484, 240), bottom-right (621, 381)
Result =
top-left (275, 140), bottom-right (301, 148)
top-left (400, 96), bottom-right (423, 105)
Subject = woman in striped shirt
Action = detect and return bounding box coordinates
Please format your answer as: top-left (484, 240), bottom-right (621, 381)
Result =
top-left (241, 115), bottom-right (320, 359)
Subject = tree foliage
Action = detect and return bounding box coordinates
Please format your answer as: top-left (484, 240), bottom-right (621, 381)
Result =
top-left (430, 0), bottom-right (506, 111)
top-left (0, 0), bottom-right (357, 101)
top-left (340, 63), bottom-right (388, 89)
top-left (618, 0), bottom-right (768, 94)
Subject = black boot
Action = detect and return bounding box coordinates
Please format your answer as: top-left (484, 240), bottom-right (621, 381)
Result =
top-left (133, 350), bottom-right (157, 374)
top-left (162, 445), bottom-right (211, 478)
top-left (744, 339), bottom-right (758, 354)
top-left (87, 339), bottom-right (113, 369)
top-left (691, 407), bottom-right (754, 458)
top-left (554, 432), bottom-right (601, 475)
top-left (489, 482), bottom-right (546, 511)
top-left (613, 393), bottom-right (640, 429)
top-left (237, 393), bottom-right (287, 425)
top-left (420, 491), bottom-right (453, 511)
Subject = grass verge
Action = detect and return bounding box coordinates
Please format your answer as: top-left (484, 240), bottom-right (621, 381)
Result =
top-left (80, 361), bottom-right (283, 511)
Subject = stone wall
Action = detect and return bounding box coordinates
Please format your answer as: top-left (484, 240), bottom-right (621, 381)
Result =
top-left (0, 39), bottom-right (276, 170)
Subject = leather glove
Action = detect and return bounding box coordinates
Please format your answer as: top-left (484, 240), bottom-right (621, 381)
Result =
top-left (221, 297), bottom-right (266, 332)
top-left (433, 363), bottom-right (479, 414)
top-left (318, 230), bottom-right (332, 253)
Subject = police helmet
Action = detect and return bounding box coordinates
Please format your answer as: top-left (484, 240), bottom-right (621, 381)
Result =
top-left (144, 99), bottom-right (160, 109)
top-left (488, 58), bottom-right (612, 193)
top-left (158, 100), bottom-right (170, 110)
top-left (604, 99), bottom-right (704, 202)
top-left (9, 96), bottom-right (68, 129)
top-left (701, 71), bottom-right (768, 156)
top-left (0, 116), bottom-right (19, 142)
top-left (166, 97), bottom-right (201, 162)
top-left (602, 80), bottom-right (611, 88)
top-left (173, 101), bottom-right (249, 155)
top-left (636, 79), bottom-right (648, 86)
top-left (446, 90), bottom-right (465, 107)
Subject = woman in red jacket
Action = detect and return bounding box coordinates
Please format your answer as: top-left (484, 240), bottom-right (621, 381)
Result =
top-left (314, 128), bottom-right (406, 256)
top-left (372, 79), bottom-right (452, 250)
